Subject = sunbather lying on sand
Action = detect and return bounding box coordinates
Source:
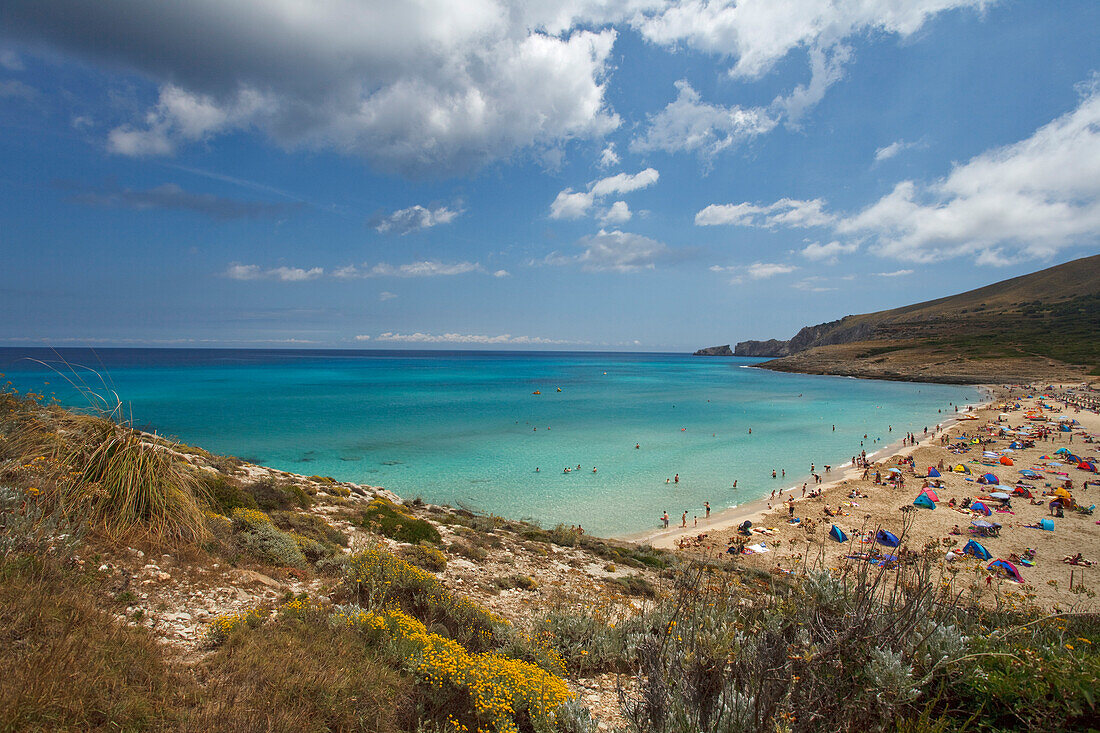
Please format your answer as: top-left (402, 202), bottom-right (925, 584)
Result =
top-left (1063, 553), bottom-right (1094, 566)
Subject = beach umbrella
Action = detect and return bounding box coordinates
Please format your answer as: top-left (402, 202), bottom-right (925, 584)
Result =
top-left (913, 494), bottom-right (935, 509)
top-left (887, 467), bottom-right (903, 474)
top-left (970, 501), bottom-right (992, 516)
top-left (875, 530), bottom-right (901, 548)
top-left (988, 559), bottom-right (1023, 583)
top-left (1000, 456), bottom-right (1014, 466)
top-left (828, 524), bottom-right (848, 543)
top-left (927, 467), bottom-right (941, 478)
top-left (990, 491), bottom-right (1010, 500)
top-left (962, 539), bottom-right (992, 560)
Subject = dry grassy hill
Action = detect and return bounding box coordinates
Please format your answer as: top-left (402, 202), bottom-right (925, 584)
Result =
top-left (734, 254), bottom-right (1100, 383)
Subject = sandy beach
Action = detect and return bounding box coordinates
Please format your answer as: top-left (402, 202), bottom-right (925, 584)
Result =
top-left (646, 382), bottom-right (1100, 610)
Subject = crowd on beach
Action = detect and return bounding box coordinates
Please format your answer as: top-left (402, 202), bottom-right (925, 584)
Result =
top-left (654, 381), bottom-right (1100, 605)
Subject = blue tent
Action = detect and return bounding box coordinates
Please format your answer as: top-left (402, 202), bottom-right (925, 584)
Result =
top-left (971, 501), bottom-right (992, 516)
top-left (988, 559), bottom-right (1023, 583)
top-left (981, 473), bottom-right (1000, 484)
top-left (927, 467), bottom-right (941, 477)
top-left (876, 530), bottom-right (901, 548)
top-left (962, 539), bottom-right (992, 560)
top-left (1039, 518), bottom-right (1055, 531)
top-left (913, 494), bottom-right (935, 509)
top-left (828, 524), bottom-right (848, 542)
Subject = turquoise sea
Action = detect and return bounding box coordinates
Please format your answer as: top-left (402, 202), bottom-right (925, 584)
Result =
top-left (0, 349), bottom-right (981, 537)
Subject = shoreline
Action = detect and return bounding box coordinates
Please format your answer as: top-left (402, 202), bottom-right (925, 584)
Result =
top-left (629, 389), bottom-right (996, 550)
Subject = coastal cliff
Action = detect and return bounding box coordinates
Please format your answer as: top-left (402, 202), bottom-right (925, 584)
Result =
top-left (733, 254), bottom-right (1099, 383)
top-left (692, 344), bottom-right (733, 356)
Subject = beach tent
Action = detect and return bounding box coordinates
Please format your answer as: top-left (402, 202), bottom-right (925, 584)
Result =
top-left (927, 467), bottom-right (941, 478)
top-left (980, 473), bottom-right (1000, 484)
top-left (1000, 456), bottom-right (1014, 466)
top-left (1039, 518), bottom-right (1055, 531)
top-left (1079, 461), bottom-right (1097, 472)
top-left (962, 540), bottom-right (992, 560)
top-left (913, 494), bottom-right (935, 509)
top-left (737, 520), bottom-right (752, 535)
top-left (876, 530), bottom-right (901, 548)
top-left (954, 464), bottom-right (971, 474)
top-left (1012, 487), bottom-right (1032, 498)
top-left (1053, 487), bottom-right (1073, 500)
top-left (1009, 442), bottom-right (1025, 449)
top-left (971, 501), bottom-right (992, 516)
top-left (921, 488), bottom-right (940, 502)
top-left (988, 559), bottom-right (1024, 583)
top-left (1055, 448), bottom-right (1070, 455)
top-left (828, 524), bottom-right (848, 543)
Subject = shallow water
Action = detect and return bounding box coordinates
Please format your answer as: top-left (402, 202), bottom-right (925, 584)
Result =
top-left (0, 348), bottom-right (980, 536)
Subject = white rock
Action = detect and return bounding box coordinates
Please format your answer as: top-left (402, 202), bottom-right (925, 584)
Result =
top-left (98, 563), bottom-right (110, 572)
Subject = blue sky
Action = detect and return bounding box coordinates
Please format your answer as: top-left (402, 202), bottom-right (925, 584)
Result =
top-left (1, 0), bottom-right (1098, 351)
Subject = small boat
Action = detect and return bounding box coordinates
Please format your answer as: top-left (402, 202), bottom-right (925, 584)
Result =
top-left (556, 387), bottom-right (562, 392)
top-left (532, 390), bottom-right (541, 395)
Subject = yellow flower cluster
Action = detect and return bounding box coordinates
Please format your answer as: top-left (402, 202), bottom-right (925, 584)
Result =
top-left (231, 507), bottom-right (272, 528)
top-left (336, 607), bottom-right (573, 733)
top-left (204, 606), bottom-right (269, 645)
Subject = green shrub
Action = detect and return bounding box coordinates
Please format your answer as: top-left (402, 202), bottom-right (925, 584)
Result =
top-left (610, 574), bottom-right (656, 598)
top-left (358, 497), bottom-right (441, 545)
top-left (494, 574), bottom-right (538, 591)
top-left (232, 508), bottom-right (307, 568)
top-left (269, 510), bottom-right (348, 547)
top-left (403, 543), bottom-right (448, 572)
top-left (244, 477), bottom-right (311, 511)
top-left (202, 474), bottom-right (258, 515)
top-left (449, 541), bottom-right (488, 562)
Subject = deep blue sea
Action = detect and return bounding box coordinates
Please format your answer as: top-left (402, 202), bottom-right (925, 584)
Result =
top-left (0, 348), bottom-right (981, 536)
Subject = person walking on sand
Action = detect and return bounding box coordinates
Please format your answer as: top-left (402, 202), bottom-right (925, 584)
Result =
top-left (681, 511), bottom-right (687, 528)
top-left (704, 501), bottom-right (711, 518)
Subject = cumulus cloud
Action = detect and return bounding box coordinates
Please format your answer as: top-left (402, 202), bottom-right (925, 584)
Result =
top-left (696, 198), bottom-right (834, 228)
top-left (793, 277), bottom-right (837, 292)
top-left (747, 262), bottom-right (796, 279)
top-left (631, 80), bottom-right (775, 156)
top-left (773, 43), bottom-right (852, 122)
top-left (378, 291), bottom-right (397, 301)
top-left (335, 261), bottom-right (484, 278)
top-left (632, 0), bottom-right (993, 80)
top-left (355, 334), bottom-right (372, 341)
top-left (225, 263), bottom-right (323, 282)
top-left (600, 200), bottom-right (632, 224)
top-left (800, 240), bottom-right (859, 264)
top-left (0, 79), bottom-right (37, 100)
top-left (492, 269), bottom-right (510, 277)
top-left (4, 1), bottom-right (620, 176)
top-left (374, 331), bottom-right (568, 344)
top-left (66, 181), bottom-right (299, 220)
top-left (544, 229), bottom-right (677, 272)
top-left (549, 168), bottom-right (658, 219)
top-left (838, 77), bottom-right (1100, 263)
top-left (875, 269), bottom-right (914, 277)
top-left (373, 204), bottom-right (461, 234)
top-left (874, 138), bottom-right (925, 161)
top-left (598, 143), bottom-right (620, 168)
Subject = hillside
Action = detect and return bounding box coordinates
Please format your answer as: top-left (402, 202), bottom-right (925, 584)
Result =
top-left (735, 254), bottom-right (1100, 382)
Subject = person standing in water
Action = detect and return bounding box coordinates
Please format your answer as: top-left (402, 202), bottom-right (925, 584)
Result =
top-left (704, 501), bottom-right (711, 518)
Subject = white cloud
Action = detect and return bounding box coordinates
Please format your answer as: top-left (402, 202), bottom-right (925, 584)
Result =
top-left (0, 80), bottom-right (37, 100)
top-left (550, 168), bottom-right (657, 219)
top-left (600, 200), bottom-right (632, 224)
top-left (793, 277), bottom-right (837, 292)
top-left (550, 189), bottom-right (596, 219)
top-left (225, 263), bottom-right (323, 281)
top-left (631, 80), bottom-right (775, 156)
top-left (545, 229), bottom-right (676, 272)
top-left (747, 262), bottom-right (796, 279)
top-left (378, 291), bottom-right (397, 301)
top-left (598, 143), bottom-right (620, 168)
top-left (696, 198), bottom-right (834, 228)
top-left (492, 269), bottom-right (510, 278)
top-left (336, 261), bottom-right (484, 278)
top-left (374, 204), bottom-right (461, 234)
top-left (375, 332), bottom-right (567, 345)
top-left (875, 269), bottom-right (913, 277)
top-left (632, 0), bottom-right (994, 80)
top-left (355, 334), bottom-right (372, 341)
top-left (874, 139), bottom-right (924, 161)
top-left (801, 240), bottom-right (859, 263)
top-left (773, 43), bottom-right (852, 122)
top-left (839, 76), bottom-right (1100, 263)
top-left (0, 49), bottom-right (24, 71)
top-left (8, 3), bottom-right (621, 176)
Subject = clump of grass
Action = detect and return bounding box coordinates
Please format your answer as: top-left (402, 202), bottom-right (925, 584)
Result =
top-left (0, 553), bottom-right (188, 730)
top-left (358, 496), bottom-right (442, 545)
top-left (204, 606), bottom-right (269, 647)
top-left (244, 477), bottom-right (312, 511)
top-left (449, 540), bottom-right (489, 562)
top-left (609, 574), bottom-right (656, 598)
top-left (9, 408), bottom-right (211, 546)
top-left (202, 473), bottom-right (258, 515)
top-left (494, 574), bottom-right (538, 591)
top-left (269, 509), bottom-right (348, 548)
